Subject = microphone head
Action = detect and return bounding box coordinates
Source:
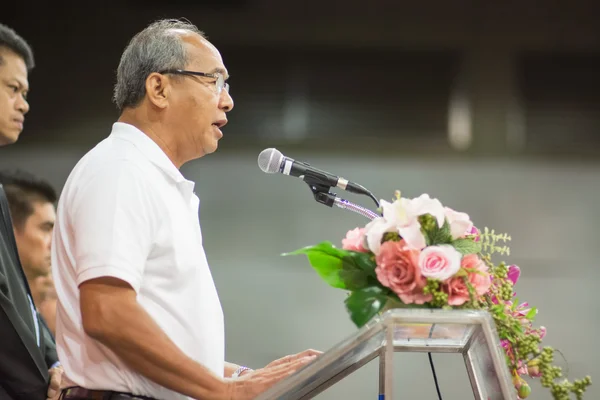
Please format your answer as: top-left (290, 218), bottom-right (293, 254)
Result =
top-left (258, 148), bottom-right (284, 174)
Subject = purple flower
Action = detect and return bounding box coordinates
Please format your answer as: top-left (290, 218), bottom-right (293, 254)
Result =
top-left (539, 326), bottom-right (546, 339)
top-left (469, 226), bottom-right (480, 242)
top-left (507, 265), bottom-right (521, 285)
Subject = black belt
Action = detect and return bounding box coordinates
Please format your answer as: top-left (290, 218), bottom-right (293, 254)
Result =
top-left (60, 386), bottom-right (157, 400)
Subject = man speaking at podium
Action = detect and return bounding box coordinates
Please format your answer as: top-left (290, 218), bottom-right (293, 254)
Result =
top-left (52, 19), bottom-right (318, 400)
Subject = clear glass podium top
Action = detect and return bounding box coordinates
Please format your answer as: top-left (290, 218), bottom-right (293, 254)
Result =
top-left (255, 309), bottom-right (516, 400)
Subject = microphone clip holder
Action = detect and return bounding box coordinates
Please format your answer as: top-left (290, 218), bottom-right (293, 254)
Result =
top-left (305, 181), bottom-right (380, 221)
top-left (306, 182), bottom-right (337, 208)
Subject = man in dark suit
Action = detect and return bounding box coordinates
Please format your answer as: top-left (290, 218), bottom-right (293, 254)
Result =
top-left (0, 23), bottom-right (63, 400)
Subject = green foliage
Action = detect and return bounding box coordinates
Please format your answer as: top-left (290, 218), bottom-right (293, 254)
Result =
top-left (421, 216), bottom-right (453, 246)
top-left (526, 307), bottom-right (538, 320)
top-left (538, 347), bottom-right (593, 400)
top-left (486, 286), bottom-right (592, 399)
top-left (283, 242), bottom-right (377, 291)
top-left (344, 287), bottom-right (389, 327)
top-left (382, 232), bottom-right (401, 242)
top-left (452, 238), bottom-right (482, 255)
top-left (423, 278), bottom-right (449, 308)
top-left (480, 227), bottom-right (511, 257)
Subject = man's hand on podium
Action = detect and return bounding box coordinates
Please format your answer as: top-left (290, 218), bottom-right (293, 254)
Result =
top-left (226, 349), bottom-right (321, 400)
top-left (262, 349), bottom-right (322, 369)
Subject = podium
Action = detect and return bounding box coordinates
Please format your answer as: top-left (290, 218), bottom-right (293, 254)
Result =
top-left (255, 309), bottom-right (516, 399)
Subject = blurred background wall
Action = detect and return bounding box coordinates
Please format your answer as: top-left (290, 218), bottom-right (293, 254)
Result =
top-left (1, 1), bottom-right (599, 398)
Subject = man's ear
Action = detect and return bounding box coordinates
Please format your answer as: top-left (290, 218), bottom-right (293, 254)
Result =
top-left (145, 73), bottom-right (170, 109)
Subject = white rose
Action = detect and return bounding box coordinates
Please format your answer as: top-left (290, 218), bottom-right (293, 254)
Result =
top-left (364, 217), bottom-right (395, 255)
top-left (380, 198), bottom-right (427, 250)
top-left (444, 207), bottom-right (473, 239)
top-left (405, 194), bottom-right (445, 228)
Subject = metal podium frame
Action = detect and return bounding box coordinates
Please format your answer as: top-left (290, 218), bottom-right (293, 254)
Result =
top-left (255, 309), bottom-right (516, 400)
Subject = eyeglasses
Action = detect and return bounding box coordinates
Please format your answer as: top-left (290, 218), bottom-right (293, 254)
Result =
top-left (159, 69), bottom-right (229, 94)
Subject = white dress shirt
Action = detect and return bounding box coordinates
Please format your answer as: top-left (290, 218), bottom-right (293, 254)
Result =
top-left (51, 122), bottom-right (225, 399)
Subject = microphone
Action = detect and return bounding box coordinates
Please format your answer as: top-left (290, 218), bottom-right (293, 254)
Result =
top-left (257, 148), bottom-right (375, 199)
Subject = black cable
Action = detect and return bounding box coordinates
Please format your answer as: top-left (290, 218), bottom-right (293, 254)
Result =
top-left (428, 324), bottom-right (443, 400)
top-left (347, 180), bottom-right (379, 210)
top-left (366, 190), bottom-right (380, 209)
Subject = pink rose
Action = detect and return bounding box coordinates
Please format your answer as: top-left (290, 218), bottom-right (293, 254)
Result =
top-left (461, 254), bottom-right (491, 294)
top-left (445, 278), bottom-right (470, 306)
top-left (445, 254), bottom-right (491, 306)
top-left (342, 228), bottom-right (368, 252)
top-left (375, 241), bottom-right (432, 304)
top-left (444, 207), bottom-right (474, 239)
top-left (418, 245), bottom-right (462, 281)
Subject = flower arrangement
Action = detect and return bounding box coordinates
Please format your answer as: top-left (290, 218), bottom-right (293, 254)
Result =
top-left (285, 191), bottom-right (591, 400)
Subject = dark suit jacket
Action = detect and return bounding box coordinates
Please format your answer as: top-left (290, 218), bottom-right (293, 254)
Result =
top-left (0, 184), bottom-right (58, 400)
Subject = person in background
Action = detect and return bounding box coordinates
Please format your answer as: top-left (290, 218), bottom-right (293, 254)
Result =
top-left (33, 272), bottom-right (58, 335)
top-left (0, 169), bottom-right (58, 334)
top-left (0, 23), bottom-right (62, 400)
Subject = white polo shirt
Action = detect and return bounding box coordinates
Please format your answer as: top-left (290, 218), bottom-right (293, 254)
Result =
top-left (51, 122), bottom-right (225, 399)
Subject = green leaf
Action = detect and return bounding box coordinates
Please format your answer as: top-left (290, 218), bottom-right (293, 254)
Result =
top-left (282, 241), bottom-right (347, 258)
top-left (494, 310), bottom-right (508, 320)
top-left (344, 287), bottom-right (389, 327)
top-left (342, 252), bottom-right (379, 290)
top-left (452, 238), bottom-right (482, 255)
top-left (346, 251), bottom-right (377, 276)
top-left (491, 304), bottom-right (505, 313)
top-left (515, 324), bottom-right (524, 334)
top-left (425, 219), bottom-right (453, 246)
top-left (283, 242), bottom-right (376, 290)
top-left (283, 242), bottom-right (347, 289)
top-left (339, 262), bottom-right (370, 290)
top-left (526, 307), bottom-right (538, 320)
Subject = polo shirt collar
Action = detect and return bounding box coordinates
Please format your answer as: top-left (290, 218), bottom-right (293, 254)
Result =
top-left (110, 122), bottom-right (187, 184)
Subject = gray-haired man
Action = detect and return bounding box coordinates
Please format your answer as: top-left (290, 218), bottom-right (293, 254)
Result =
top-left (53, 19), bottom-right (319, 400)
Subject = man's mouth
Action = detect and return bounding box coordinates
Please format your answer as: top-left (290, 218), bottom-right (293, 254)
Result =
top-left (212, 119), bottom-right (227, 128)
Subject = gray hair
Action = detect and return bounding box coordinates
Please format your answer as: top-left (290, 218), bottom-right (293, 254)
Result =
top-left (112, 19), bottom-right (205, 114)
